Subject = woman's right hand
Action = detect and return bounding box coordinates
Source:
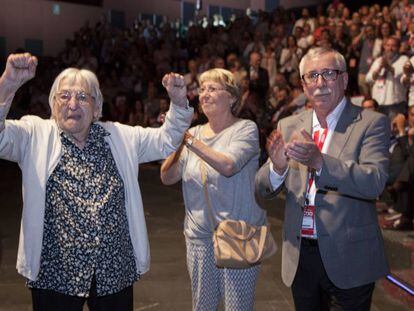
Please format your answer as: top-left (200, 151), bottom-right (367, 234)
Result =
top-left (1, 53), bottom-right (37, 91)
top-left (162, 73), bottom-right (188, 108)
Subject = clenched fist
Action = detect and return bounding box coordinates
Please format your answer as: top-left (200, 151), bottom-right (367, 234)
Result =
top-left (162, 73), bottom-right (187, 108)
top-left (2, 53), bottom-right (37, 90)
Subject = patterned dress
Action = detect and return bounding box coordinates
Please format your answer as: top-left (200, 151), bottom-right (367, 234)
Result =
top-left (28, 124), bottom-right (139, 297)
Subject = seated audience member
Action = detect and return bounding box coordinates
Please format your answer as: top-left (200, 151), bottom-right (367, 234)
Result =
top-left (128, 97), bottom-right (148, 127)
top-left (228, 57), bottom-right (247, 87)
top-left (361, 98), bottom-right (380, 111)
top-left (110, 92), bottom-right (131, 123)
top-left (76, 47), bottom-right (99, 72)
top-left (267, 86), bottom-right (291, 125)
top-left (184, 59), bottom-right (200, 108)
top-left (148, 97), bottom-right (170, 127)
top-left (143, 81), bottom-right (160, 117)
top-left (212, 56), bottom-right (226, 69)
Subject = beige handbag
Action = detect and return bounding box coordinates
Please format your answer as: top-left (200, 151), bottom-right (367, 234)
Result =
top-left (201, 162), bottom-right (277, 269)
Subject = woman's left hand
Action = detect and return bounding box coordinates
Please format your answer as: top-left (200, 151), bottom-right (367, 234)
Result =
top-left (162, 73), bottom-right (188, 108)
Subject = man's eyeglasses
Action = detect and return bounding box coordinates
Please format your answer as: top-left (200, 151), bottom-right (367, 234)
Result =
top-left (55, 90), bottom-right (94, 106)
top-left (301, 69), bottom-right (344, 84)
top-left (198, 86), bottom-right (226, 95)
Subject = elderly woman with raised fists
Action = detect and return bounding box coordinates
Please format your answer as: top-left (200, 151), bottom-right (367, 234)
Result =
top-left (0, 53), bottom-right (193, 311)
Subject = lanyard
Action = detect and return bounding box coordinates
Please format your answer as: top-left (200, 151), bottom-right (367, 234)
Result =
top-left (302, 127), bottom-right (328, 238)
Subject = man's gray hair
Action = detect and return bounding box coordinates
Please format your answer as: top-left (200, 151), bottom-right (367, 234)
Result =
top-left (299, 47), bottom-right (347, 76)
top-left (48, 68), bottom-right (103, 121)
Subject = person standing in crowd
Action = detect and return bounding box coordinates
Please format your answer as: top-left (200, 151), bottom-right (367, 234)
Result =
top-left (366, 36), bottom-right (408, 116)
top-left (293, 8), bottom-right (316, 33)
top-left (401, 55), bottom-right (414, 107)
top-left (391, 139), bottom-right (414, 231)
top-left (279, 35), bottom-right (303, 81)
top-left (373, 21), bottom-right (394, 60)
top-left (355, 24), bottom-right (377, 97)
top-left (247, 51), bottom-right (270, 109)
top-left (0, 53), bottom-right (193, 310)
top-left (256, 47), bottom-right (390, 310)
top-left (160, 68), bottom-right (267, 311)
top-left (386, 106), bottom-right (414, 230)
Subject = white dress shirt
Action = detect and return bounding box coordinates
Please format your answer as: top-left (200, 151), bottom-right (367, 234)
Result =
top-left (269, 97), bottom-right (347, 238)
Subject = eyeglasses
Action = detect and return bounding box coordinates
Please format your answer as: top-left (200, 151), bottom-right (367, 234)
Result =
top-left (301, 69), bottom-right (344, 85)
top-left (198, 86), bottom-right (226, 95)
top-left (55, 90), bottom-right (94, 106)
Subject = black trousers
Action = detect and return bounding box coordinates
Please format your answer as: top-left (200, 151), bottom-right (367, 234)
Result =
top-left (31, 276), bottom-right (133, 311)
top-left (291, 239), bottom-right (375, 311)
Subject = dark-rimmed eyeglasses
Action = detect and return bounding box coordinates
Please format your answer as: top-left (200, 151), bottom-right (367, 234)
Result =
top-left (55, 90), bottom-right (94, 106)
top-left (301, 69), bottom-right (344, 85)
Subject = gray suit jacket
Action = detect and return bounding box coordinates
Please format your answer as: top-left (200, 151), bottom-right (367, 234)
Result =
top-left (255, 102), bottom-right (390, 289)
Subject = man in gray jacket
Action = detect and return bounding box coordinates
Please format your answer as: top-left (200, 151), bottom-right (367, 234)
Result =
top-left (256, 47), bottom-right (390, 310)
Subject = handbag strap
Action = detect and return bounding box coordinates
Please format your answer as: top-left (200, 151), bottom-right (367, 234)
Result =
top-left (200, 160), bottom-right (217, 232)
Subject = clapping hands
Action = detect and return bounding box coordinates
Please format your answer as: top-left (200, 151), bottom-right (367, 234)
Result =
top-left (266, 128), bottom-right (323, 174)
top-left (285, 129), bottom-right (323, 171)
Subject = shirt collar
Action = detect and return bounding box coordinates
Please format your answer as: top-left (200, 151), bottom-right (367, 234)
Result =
top-left (58, 122), bottom-right (110, 142)
top-left (312, 96), bottom-right (347, 131)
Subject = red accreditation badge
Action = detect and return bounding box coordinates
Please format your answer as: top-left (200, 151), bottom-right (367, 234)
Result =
top-left (301, 205), bottom-right (315, 236)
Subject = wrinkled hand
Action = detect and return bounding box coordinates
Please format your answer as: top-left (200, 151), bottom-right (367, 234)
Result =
top-left (285, 128), bottom-right (323, 171)
top-left (162, 73), bottom-right (187, 107)
top-left (266, 129), bottom-right (288, 175)
top-left (2, 53), bottom-right (37, 90)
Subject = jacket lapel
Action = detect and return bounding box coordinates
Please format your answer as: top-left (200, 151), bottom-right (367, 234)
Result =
top-left (298, 110), bottom-right (313, 202)
top-left (327, 101), bottom-right (361, 159)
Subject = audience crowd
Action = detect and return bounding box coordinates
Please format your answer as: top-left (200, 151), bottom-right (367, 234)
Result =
top-left (4, 0), bottom-right (414, 230)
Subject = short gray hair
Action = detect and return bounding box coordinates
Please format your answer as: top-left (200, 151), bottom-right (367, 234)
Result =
top-left (299, 47), bottom-right (347, 77)
top-left (48, 68), bottom-right (103, 121)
